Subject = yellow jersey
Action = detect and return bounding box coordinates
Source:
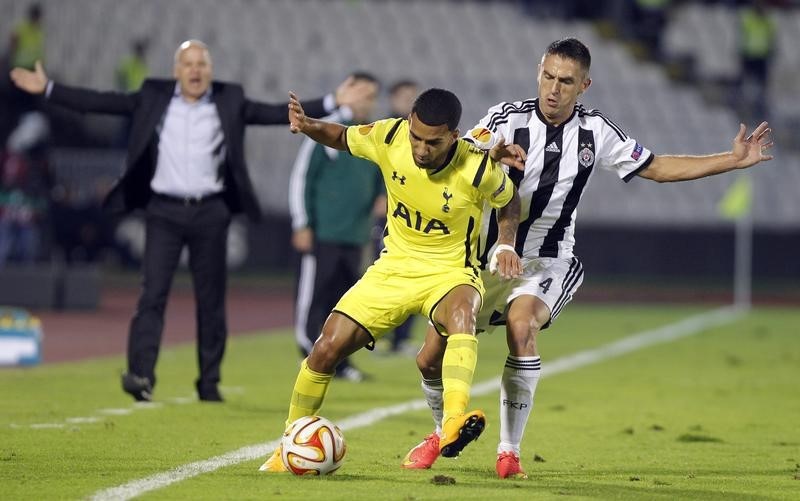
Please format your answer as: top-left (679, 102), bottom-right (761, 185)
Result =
top-left (346, 118), bottom-right (513, 269)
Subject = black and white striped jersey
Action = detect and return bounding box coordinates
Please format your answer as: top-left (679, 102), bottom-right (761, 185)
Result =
top-left (466, 98), bottom-right (654, 265)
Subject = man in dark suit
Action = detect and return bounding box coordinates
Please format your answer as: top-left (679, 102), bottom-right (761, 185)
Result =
top-left (10, 39), bottom-right (370, 402)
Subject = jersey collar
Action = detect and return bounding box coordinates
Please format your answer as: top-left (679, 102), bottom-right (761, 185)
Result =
top-left (426, 142), bottom-right (459, 175)
top-left (534, 98), bottom-right (577, 129)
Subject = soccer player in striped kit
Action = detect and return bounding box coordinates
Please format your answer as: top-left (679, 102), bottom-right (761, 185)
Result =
top-left (402, 37), bottom-right (774, 478)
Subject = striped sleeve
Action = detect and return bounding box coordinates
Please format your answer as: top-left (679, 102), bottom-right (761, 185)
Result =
top-left (464, 100), bottom-right (536, 151)
top-left (593, 111), bottom-right (654, 181)
top-left (288, 137), bottom-right (318, 230)
top-left (463, 101), bottom-right (512, 150)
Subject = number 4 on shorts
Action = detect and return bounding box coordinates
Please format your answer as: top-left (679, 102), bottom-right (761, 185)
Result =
top-left (539, 278), bottom-right (552, 294)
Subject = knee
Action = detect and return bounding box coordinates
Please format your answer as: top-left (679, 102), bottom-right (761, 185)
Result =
top-left (306, 336), bottom-right (342, 374)
top-left (506, 315), bottom-right (542, 354)
top-left (136, 295), bottom-right (167, 314)
top-left (447, 302), bottom-right (477, 334)
top-left (137, 287), bottom-right (169, 311)
top-left (507, 314), bottom-right (545, 334)
top-left (416, 350), bottom-right (442, 379)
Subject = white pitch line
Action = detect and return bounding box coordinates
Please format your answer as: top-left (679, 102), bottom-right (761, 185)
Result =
top-left (90, 305), bottom-right (745, 501)
top-left (473, 304), bottom-right (747, 394)
top-left (66, 417), bottom-right (101, 424)
top-left (98, 408), bottom-right (134, 416)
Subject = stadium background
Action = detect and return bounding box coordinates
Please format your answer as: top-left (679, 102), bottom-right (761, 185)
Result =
top-left (1, 0), bottom-right (798, 311)
top-left (2, 4), bottom-right (798, 499)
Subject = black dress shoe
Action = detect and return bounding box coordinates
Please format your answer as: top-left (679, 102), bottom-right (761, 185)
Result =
top-left (121, 372), bottom-right (153, 402)
top-left (198, 387), bottom-right (224, 402)
top-left (196, 381), bottom-right (224, 402)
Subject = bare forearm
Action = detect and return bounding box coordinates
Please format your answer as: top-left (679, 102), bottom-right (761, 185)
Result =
top-left (495, 188), bottom-right (520, 246)
top-left (640, 121), bottom-right (773, 183)
top-left (643, 153), bottom-right (738, 182)
top-left (301, 118), bottom-right (348, 151)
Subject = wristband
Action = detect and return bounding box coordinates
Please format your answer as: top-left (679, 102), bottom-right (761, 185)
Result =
top-left (489, 243), bottom-right (516, 274)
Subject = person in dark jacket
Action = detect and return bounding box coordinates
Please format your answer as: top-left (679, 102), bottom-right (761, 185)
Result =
top-left (10, 39), bottom-right (371, 402)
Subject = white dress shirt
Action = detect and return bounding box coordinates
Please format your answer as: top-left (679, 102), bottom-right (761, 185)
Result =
top-left (150, 85), bottom-right (226, 198)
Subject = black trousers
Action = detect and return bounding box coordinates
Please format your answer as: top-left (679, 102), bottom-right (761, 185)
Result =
top-left (295, 241), bottom-right (364, 373)
top-left (127, 195), bottom-right (230, 394)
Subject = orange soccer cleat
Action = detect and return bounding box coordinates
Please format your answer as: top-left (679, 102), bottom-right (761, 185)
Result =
top-left (258, 445), bottom-right (288, 473)
top-left (439, 410), bottom-right (486, 458)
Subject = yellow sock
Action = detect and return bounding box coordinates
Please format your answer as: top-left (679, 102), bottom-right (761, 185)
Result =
top-left (442, 333), bottom-right (478, 422)
top-left (286, 358), bottom-right (334, 428)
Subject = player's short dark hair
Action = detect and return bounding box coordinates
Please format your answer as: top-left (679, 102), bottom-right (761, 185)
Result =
top-left (389, 79), bottom-right (418, 96)
top-left (350, 71), bottom-right (381, 90)
top-left (411, 88), bottom-right (461, 130)
top-left (545, 38), bottom-right (591, 71)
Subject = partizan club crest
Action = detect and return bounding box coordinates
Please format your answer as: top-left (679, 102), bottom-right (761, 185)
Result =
top-left (578, 142), bottom-right (595, 168)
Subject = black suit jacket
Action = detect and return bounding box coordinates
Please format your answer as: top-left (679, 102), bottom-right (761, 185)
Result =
top-left (48, 78), bottom-right (328, 221)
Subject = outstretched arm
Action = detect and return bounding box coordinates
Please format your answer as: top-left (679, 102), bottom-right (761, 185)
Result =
top-left (9, 60), bottom-right (48, 94)
top-left (640, 122), bottom-right (774, 182)
top-left (288, 91), bottom-right (348, 151)
top-left (11, 59), bottom-right (136, 115)
top-left (245, 76), bottom-right (372, 125)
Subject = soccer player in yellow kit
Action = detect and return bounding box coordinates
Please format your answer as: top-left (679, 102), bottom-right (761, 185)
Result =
top-left (260, 88), bottom-right (527, 471)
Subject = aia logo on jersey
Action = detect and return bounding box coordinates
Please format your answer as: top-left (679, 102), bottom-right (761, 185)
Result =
top-left (578, 141), bottom-right (595, 168)
top-left (392, 201), bottom-right (450, 234)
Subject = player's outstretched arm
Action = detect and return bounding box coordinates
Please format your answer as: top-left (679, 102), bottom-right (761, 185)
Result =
top-left (289, 91), bottom-right (348, 151)
top-left (730, 121), bottom-right (774, 168)
top-left (640, 122), bottom-right (774, 182)
top-left (9, 60), bottom-right (48, 94)
top-left (489, 136), bottom-right (527, 172)
top-left (492, 188), bottom-right (523, 279)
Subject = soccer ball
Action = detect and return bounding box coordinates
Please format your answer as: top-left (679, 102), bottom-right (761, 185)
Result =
top-left (281, 415), bottom-right (346, 475)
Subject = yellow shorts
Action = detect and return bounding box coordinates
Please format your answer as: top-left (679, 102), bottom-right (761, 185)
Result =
top-left (333, 256), bottom-right (484, 345)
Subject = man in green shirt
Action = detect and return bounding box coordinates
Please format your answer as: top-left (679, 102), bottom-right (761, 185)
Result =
top-left (9, 4), bottom-right (44, 71)
top-left (116, 40), bottom-right (149, 92)
top-left (738, 1), bottom-right (775, 119)
top-left (289, 71), bottom-right (383, 382)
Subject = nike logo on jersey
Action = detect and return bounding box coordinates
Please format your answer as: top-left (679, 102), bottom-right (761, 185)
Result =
top-left (545, 142), bottom-right (560, 153)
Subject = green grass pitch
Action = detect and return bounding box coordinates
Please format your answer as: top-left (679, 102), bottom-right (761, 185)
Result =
top-left (1, 304), bottom-right (798, 500)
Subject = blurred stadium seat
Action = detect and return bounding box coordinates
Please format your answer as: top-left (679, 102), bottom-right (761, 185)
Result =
top-left (1, 0), bottom-right (797, 283)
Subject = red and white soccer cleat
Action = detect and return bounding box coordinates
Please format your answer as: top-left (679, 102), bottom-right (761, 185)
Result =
top-left (401, 433), bottom-right (440, 469)
top-left (496, 451), bottom-right (528, 479)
